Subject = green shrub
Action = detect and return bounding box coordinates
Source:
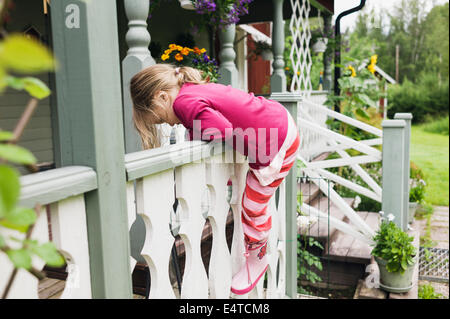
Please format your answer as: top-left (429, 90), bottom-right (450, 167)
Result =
top-left (422, 116), bottom-right (449, 135)
top-left (419, 283), bottom-right (443, 299)
top-left (387, 74), bottom-right (449, 123)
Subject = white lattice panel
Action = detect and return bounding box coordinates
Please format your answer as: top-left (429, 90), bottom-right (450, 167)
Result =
top-left (289, 0), bottom-right (313, 95)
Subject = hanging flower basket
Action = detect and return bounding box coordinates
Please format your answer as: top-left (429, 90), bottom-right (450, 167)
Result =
top-left (179, 0), bottom-right (195, 10)
top-left (312, 37), bottom-right (328, 54)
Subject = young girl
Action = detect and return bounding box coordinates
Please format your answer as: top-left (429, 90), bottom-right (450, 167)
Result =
top-left (130, 64), bottom-right (300, 295)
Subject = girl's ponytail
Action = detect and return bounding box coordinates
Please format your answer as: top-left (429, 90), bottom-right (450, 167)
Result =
top-left (175, 65), bottom-right (206, 86)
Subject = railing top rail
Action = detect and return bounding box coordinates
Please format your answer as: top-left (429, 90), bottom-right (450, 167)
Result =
top-left (19, 166), bottom-right (97, 208)
top-left (303, 99), bottom-right (383, 138)
top-left (124, 140), bottom-right (227, 181)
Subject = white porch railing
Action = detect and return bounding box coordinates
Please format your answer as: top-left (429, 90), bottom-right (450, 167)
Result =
top-left (0, 166), bottom-right (96, 299)
top-left (297, 98), bottom-right (383, 244)
top-left (124, 141), bottom-right (288, 299)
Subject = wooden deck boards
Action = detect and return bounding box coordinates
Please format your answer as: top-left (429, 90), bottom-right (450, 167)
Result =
top-left (326, 212), bottom-right (380, 264)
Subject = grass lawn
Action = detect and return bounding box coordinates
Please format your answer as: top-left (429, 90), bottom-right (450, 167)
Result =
top-left (410, 125), bottom-right (449, 206)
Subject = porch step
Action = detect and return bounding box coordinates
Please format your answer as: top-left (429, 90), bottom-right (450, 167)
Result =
top-left (325, 211), bottom-right (380, 265)
top-left (298, 196), bottom-right (354, 244)
top-left (298, 181), bottom-right (320, 205)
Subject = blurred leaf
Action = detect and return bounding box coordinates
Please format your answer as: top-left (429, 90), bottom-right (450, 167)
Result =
top-left (0, 143), bottom-right (37, 164)
top-left (355, 93), bottom-right (377, 108)
top-left (32, 243), bottom-right (65, 267)
top-left (5, 76), bottom-right (51, 99)
top-left (0, 234), bottom-right (4, 248)
top-left (0, 131), bottom-right (13, 141)
top-left (0, 165), bottom-right (20, 218)
top-left (6, 249), bottom-right (32, 270)
top-left (355, 108), bottom-right (371, 120)
top-left (1, 207), bottom-right (37, 233)
top-left (0, 34), bottom-right (56, 74)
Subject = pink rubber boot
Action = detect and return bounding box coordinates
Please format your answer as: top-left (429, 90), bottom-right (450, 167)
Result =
top-left (230, 240), bottom-right (268, 295)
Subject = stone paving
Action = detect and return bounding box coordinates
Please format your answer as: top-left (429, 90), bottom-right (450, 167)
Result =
top-left (415, 206), bottom-right (449, 299)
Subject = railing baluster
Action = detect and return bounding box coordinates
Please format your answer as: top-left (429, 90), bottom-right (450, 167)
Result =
top-left (0, 208), bottom-right (48, 299)
top-left (205, 155), bottom-right (233, 298)
top-left (50, 195), bottom-right (92, 298)
top-left (218, 24), bottom-right (239, 88)
top-left (229, 153), bottom-right (249, 298)
top-left (135, 169), bottom-right (176, 299)
top-left (175, 162), bottom-right (209, 298)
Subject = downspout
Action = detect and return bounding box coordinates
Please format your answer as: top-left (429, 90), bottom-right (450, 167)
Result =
top-left (333, 0), bottom-right (366, 107)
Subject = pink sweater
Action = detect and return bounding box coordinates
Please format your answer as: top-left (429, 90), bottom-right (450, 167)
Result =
top-left (172, 82), bottom-right (288, 169)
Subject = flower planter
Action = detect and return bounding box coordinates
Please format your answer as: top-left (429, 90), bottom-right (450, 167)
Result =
top-left (312, 37), bottom-right (328, 54)
top-left (374, 255), bottom-right (417, 293)
top-left (261, 49), bottom-right (273, 61)
top-left (179, 0), bottom-right (195, 10)
top-left (408, 202), bottom-right (419, 224)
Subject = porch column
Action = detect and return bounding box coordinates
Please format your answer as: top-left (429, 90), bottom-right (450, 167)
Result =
top-left (394, 113), bottom-right (413, 230)
top-left (271, 0), bottom-right (286, 92)
top-left (50, 0), bottom-right (132, 298)
top-left (122, 0), bottom-right (156, 153)
top-left (269, 92), bottom-right (301, 299)
top-left (322, 13), bottom-right (333, 91)
top-left (381, 119), bottom-right (407, 231)
top-left (218, 24), bottom-right (239, 88)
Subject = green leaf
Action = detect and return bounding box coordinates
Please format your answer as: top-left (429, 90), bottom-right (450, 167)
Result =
top-left (355, 108), bottom-right (371, 120)
top-left (5, 76), bottom-right (51, 99)
top-left (1, 207), bottom-right (37, 233)
top-left (0, 34), bottom-right (56, 74)
top-left (6, 249), bottom-right (32, 270)
top-left (0, 143), bottom-right (37, 164)
top-left (32, 242), bottom-right (65, 267)
top-left (0, 234), bottom-right (5, 248)
top-left (0, 165), bottom-right (20, 218)
top-left (0, 131), bottom-right (13, 141)
top-left (355, 93), bottom-right (377, 108)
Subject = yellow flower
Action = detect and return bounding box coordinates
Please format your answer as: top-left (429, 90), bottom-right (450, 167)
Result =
top-left (176, 45), bottom-right (183, 51)
top-left (370, 54), bottom-right (378, 65)
top-left (169, 44), bottom-right (177, 50)
top-left (285, 67), bottom-right (290, 71)
top-left (161, 54), bottom-right (170, 61)
top-left (174, 53), bottom-right (183, 61)
top-left (297, 71), bottom-right (300, 76)
top-left (347, 65), bottom-right (356, 77)
top-left (164, 49), bottom-right (172, 55)
top-left (181, 47), bottom-right (190, 55)
top-left (200, 48), bottom-right (206, 53)
top-left (367, 63), bottom-right (375, 74)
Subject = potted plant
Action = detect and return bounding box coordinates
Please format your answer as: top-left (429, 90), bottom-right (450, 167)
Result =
top-left (189, 0), bottom-right (253, 31)
top-left (160, 44), bottom-right (219, 82)
top-left (371, 215), bottom-right (417, 293)
top-left (409, 162), bottom-right (426, 223)
top-left (248, 40), bottom-right (272, 61)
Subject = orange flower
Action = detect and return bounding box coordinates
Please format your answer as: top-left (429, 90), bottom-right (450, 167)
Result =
top-left (181, 47), bottom-right (190, 55)
top-left (169, 44), bottom-right (177, 50)
top-left (161, 54), bottom-right (170, 61)
top-left (193, 46), bottom-right (202, 55)
top-left (175, 53), bottom-right (183, 61)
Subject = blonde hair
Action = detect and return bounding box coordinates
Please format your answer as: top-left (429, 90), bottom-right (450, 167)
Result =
top-left (130, 64), bottom-right (206, 150)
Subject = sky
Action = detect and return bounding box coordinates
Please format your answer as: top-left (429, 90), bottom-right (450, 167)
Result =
top-left (333, 0), bottom-right (449, 32)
